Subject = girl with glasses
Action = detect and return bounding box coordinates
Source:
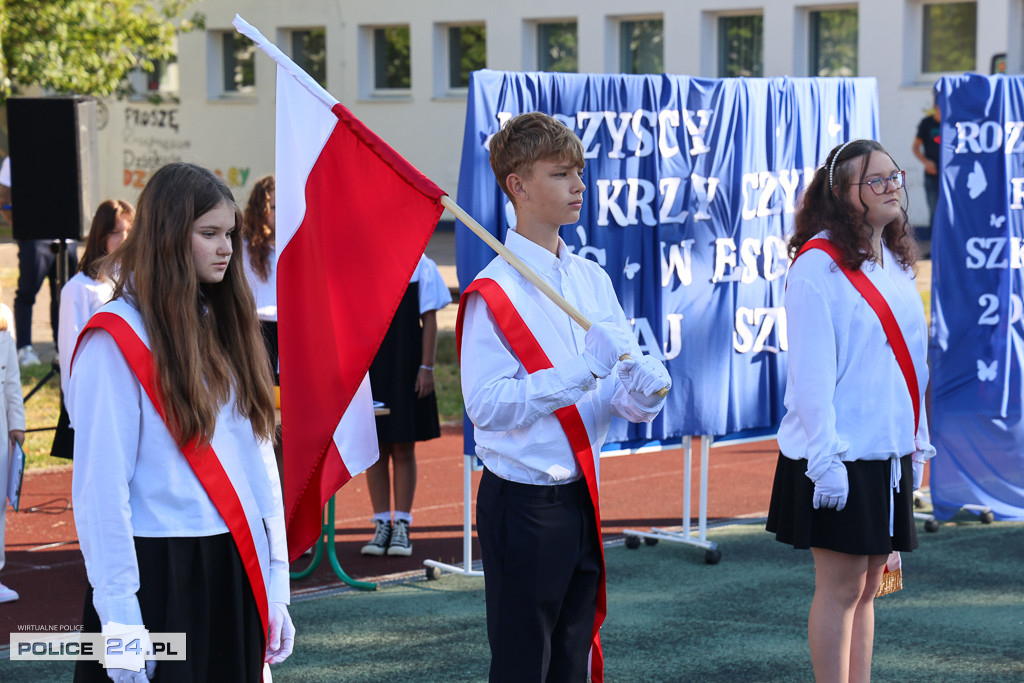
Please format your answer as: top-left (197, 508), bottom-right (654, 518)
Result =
top-left (766, 139), bottom-right (935, 682)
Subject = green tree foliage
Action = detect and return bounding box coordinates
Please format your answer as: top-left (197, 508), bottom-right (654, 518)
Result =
top-left (0, 0), bottom-right (202, 101)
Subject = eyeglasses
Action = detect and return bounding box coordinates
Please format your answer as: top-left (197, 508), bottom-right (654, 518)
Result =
top-left (856, 170), bottom-right (905, 195)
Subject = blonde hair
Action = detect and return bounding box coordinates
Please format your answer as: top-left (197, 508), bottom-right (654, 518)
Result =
top-left (489, 112), bottom-right (585, 205)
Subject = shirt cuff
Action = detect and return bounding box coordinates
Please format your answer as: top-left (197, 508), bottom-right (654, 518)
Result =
top-left (96, 594), bottom-right (145, 630)
top-left (557, 354), bottom-right (597, 393)
top-left (268, 567), bottom-right (290, 605)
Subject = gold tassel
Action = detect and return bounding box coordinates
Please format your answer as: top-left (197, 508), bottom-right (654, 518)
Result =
top-left (875, 567), bottom-right (903, 597)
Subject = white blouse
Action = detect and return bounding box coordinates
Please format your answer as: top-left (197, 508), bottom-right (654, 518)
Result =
top-left (777, 238), bottom-right (936, 482)
top-left (58, 271), bottom-right (114, 395)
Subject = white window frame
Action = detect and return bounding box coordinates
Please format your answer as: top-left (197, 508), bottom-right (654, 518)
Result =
top-left (611, 14), bottom-right (664, 75)
top-left (128, 57), bottom-right (180, 100)
top-left (207, 30), bottom-right (256, 100)
top-left (433, 22), bottom-right (485, 98)
top-left (526, 18), bottom-right (578, 73)
top-left (798, 5), bottom-right (859, 78)
top-left (359, 24), bottom-right (412, 100)
top-left (909, 0), bottom-right (979, 84)
top-left (713, 10), bottom-right (765, 79)
top-left (280, 27), bottom-right (327, 89)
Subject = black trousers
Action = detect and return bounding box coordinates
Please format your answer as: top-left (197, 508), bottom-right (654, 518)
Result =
top-left (476, 467), bottom-right (602, 683)
top-left (14, 239), bottom-right (78, 349)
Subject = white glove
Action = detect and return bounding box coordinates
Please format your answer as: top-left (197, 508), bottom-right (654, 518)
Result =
top-left (811, 457), bottom-right (848, 511)
top-left (912, 459), bottom-right (924, 491)
top-left (103, 623), bottom-right (155, 682)
top-left (617, 355), bottom-right (671, 407)
top-left (583, 322), bottom-right (632, 378)
top-left (265, 602), bottom-right (295, 664)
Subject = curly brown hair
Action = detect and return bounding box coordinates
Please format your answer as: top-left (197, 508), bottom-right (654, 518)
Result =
top-left (789, 139), bottom-right (917, 273)
top-left (242, 175), bottom-right (275, 282)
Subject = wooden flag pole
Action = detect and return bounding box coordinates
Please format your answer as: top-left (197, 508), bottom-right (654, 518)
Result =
top-left (442, 195), bottom-right (669, 398)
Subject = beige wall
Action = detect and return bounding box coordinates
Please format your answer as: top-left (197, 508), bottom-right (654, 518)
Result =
top-left (93, 0), bottom-right (1021, 227)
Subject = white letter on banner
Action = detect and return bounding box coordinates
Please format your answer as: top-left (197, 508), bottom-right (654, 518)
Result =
top-left (965, 237), bottom-right (986, 269)
top-left (632, 317), bottom-right (666, 360)
top-left (595, 179), bottom-right (629, 226)
top-left (741, 172), bottom-right (759, 221)
top-left (658, 110), bottom-right (680, 158)
top-left (713, 238), bottom-right (738, 283)
top-left (1006, 122), bottom-right (1024, 155)
top-left (631, 109), bottom-right (656, 157)
top-left (757, 172), bottom-right (781, 217)
top-left (604, 112), bottom-right (632, 159)
top-left (691, 174), bottom-right (720, 221)
top-left (661, 239), bottom-right (695, 287)
top-left (659, 177), bottom-right (688, 224)
top-left (734, 308), bottom-right (755, 353)
top-left (1010, 238), bottom-right (1024, 269)
top-left (778, 169), bottom-right (802, 214)
top-left (663, 313), bottom-right (684, 360)
top-left (576, 112), bottom-right (603, 159)
top-left (763, 235), bottom-right (789, 281)
top-left (955, 121), bottom-right (982, 153)
top-left (627, 178), bottom-right (657, 226)
top-left (740, 238), bottom-right (761, 284)
top-left (1010, 178), bottom-right (1024, 209)
top-left (682, 109), bottom-right (712, 156)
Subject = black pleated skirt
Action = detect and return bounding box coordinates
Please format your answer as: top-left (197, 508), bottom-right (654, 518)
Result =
top-left (74, 533), bottom-right (264, 683)
top-left (766, 452), bottom-right (919, 555)
top-left (369, 283), bottom-right (441, 443)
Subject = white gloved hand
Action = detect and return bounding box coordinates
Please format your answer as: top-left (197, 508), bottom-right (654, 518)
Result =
top-left (265, 602), bottom-right (295, 664)
top-left (107, 668), bottom-right (153, 683)
top-left (617, 355), bottom-right (670, 407)
top-left (583, 322), bottom-right (632, 378)
top-left (811, 457), bottom-right (849, 511)
top-left (912, 459), bottom-right (924, 491)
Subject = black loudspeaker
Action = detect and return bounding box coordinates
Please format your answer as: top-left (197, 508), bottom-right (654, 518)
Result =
top-left (7, 96), bottom-right (99, 241)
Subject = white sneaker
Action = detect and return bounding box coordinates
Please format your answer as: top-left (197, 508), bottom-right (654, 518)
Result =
top-left (17, 345), bottom-right (40, 367)
top-left (0, 582), bottom-right (19, 603)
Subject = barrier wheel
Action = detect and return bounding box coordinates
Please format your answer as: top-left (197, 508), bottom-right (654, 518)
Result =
top-left (426, 566), bottom-right (443, 581)
top-left (924, 519), bottom-right (940, 533)
top-left (704, 548), bottom-right (722, 565)
top-left (624, 535), bottom-right (642, 550)
top-left (644, 537), bottom-right (659, 546)
top-left (979, 511), bottom-right (995, 524)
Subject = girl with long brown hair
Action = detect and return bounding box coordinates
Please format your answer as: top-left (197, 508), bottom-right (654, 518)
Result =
top-left (52, 199), bottom-right (134, 461)
top-left (242, 175), bottom-right (279, 382)
top-left (767, 140), bottom-right (935, 682)
top-left (69, 163), bottom-right (293, 682)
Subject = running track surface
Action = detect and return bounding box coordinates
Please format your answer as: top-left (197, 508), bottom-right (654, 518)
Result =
top-left (0, 425), bottom-right (781, 644)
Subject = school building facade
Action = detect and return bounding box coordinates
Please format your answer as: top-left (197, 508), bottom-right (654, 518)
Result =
top-left (96, 0), bottom-right (1021, 229)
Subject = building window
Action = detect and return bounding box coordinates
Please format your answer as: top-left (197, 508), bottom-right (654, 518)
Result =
top-left (537, 21), bottom-right (577, 73)
top-left (374, 26), bottom-right (411, 90)
top-left (809, 9), bottom-right (858, 77)
top-left (922, 2), bottom-right (976, 73)
top-left (718, 14), bottom-right (763, 77)
top-left (292, 29), bottom-right (327, 88)
top-left (222, 33), bottom-right (256, 93)
top-left (620, 19), bottom-right (663, 74)
top-left (447, 25), bottom-right (486, 89)
top-left (129, 58), bottom-right (178, 98)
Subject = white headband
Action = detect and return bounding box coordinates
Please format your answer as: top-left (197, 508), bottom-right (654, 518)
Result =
top-left (828, 141), bottom-right (855, 191)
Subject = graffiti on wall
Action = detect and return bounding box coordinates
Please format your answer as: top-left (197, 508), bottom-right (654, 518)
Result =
top-left (122, 105), bottom-right (191, 188)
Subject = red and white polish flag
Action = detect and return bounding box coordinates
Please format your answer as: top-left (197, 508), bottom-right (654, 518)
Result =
top-left (234, 16), bottom-right (446, 561)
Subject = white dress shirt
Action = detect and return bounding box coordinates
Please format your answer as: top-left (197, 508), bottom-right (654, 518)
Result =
top-left (460, 229), bottom-right (664, 486)
top-left (69, 299), bottom-right (289, 628)
top-left (58, 271), bottom-right (113, 394)
top-left (411, 254), bottom-right (453, 313)
top-left (242, 242), bottom-right (277, 321)
top-left (777, 237), bottom-right (936, 482)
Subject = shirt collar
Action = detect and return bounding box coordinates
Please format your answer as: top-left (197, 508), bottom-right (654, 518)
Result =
top-left (504, 229), bottom-right (570, 276)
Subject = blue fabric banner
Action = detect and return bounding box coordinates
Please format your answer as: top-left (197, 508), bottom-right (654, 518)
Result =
top-left (455, 70), bottom-right (879, 449)
top-left (930, 74), bottom-right (1024, 521)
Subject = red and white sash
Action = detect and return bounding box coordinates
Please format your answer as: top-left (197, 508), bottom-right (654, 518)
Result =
top-left (457, 277), bottom-right (608, 682)
top-left (72, 309), bottom-right (271, 647)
